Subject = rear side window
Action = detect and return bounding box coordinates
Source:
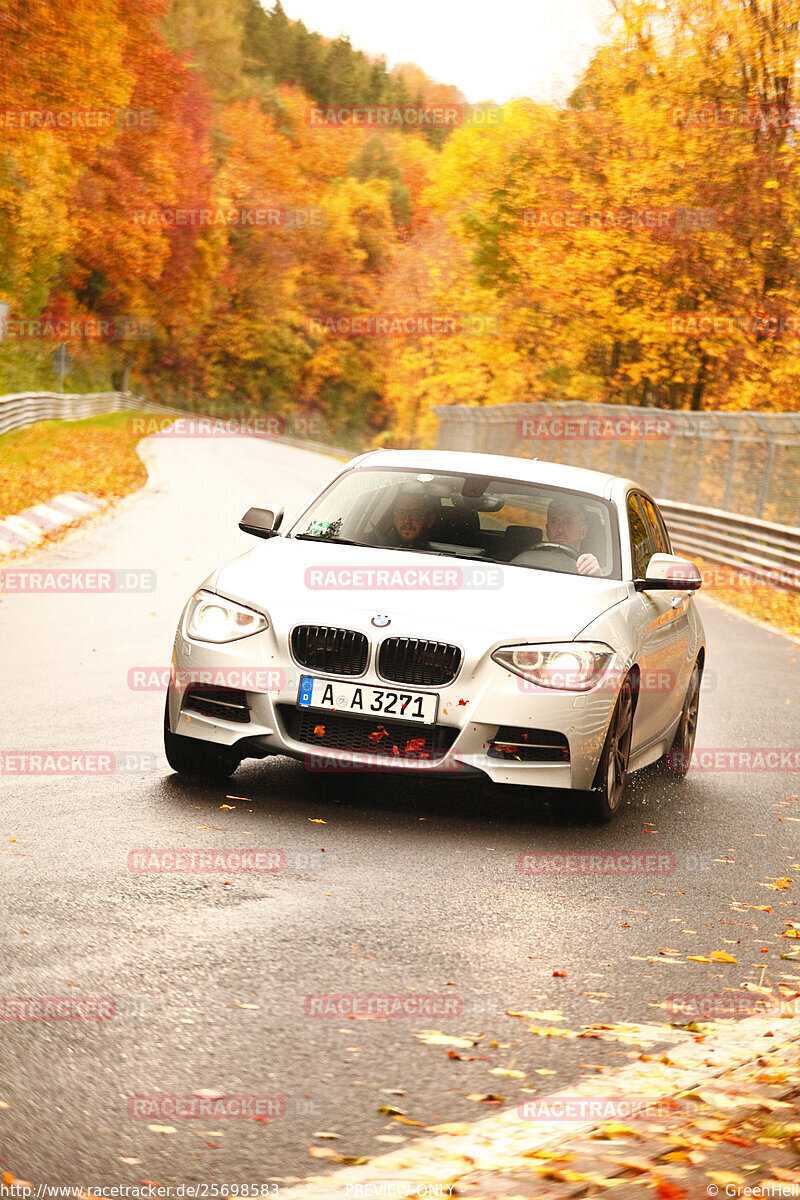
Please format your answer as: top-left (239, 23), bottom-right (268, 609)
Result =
top-left (638, 495), bottom-right (672, 556)
top-left (627, 493), bottom-right (653, 578)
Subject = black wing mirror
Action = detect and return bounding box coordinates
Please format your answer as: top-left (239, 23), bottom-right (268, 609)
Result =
top-left (239, 506), bottom-right (284, 539)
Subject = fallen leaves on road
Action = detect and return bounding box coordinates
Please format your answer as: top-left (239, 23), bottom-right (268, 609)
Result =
top-left (506, 1009), bottom-right (564, 1021)
top-left (413, 1031), bottom-right (477, 1048)
top-left (525, 1024), bottom-right (578, 1038)
top-left (465, 1093), bottom-right (503, 1103)
top-left (307, 818), bottom-right (326, 824)
top-left (3, 1175), bottom-right (33, 1190)
top-left (147, 1125), bottom-right (176, 1134)
top-left (308, 1146), bottom-right (342, 1161)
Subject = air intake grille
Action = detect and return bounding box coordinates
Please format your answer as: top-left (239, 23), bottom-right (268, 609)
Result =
top-left (182, 686), bottom-right (250, 724)
top-left (291, 625), bottom-right (368, 676)
top-left (488, 726), bottom-right (569, 763)
top-left (279, 706), bottom-right (458, 760)
top-left (378, 638), bottom-right (462, 686)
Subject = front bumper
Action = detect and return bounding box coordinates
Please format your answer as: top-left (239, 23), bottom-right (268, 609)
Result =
top-left (166, 624), bottom-right (621, 792)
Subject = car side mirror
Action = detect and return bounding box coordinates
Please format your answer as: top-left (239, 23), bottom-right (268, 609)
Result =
top-left (635, 553), bottom-right (702, 592)
top-left (239, 506), bottom-right (283, 539)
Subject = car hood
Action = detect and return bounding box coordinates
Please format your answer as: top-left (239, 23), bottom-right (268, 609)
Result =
top-left (209, 538), bottom-right (629, 645)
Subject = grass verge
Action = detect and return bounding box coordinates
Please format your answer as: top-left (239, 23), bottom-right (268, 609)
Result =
top-left (692, 557), bottom-right (800, 640)
top-left (0, 412), bottom-right (150, 516)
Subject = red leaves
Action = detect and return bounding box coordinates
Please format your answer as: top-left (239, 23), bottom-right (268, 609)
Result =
top-left (368, 726), bottom-right (388, 743)
top-left (313, 724), bottom-right (325, 737)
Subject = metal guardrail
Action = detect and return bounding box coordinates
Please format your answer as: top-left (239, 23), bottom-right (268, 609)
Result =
top-left (434, 400), bottom-right (800, 526)
top-left (432, 402), bottom-right (800, 593)
top-left (657, 499), bottom-right (800, 593)
top-left (3, 392), bottom-right (797, 590)
top-left (0, 390), bottom-right (358, 458)
top-left (0, 391), bottom-right (165, 436)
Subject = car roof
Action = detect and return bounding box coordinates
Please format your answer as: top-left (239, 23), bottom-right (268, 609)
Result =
top-left (348, 448), bottom-right (630, 501)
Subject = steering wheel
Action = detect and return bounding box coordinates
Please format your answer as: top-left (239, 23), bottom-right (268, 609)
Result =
top-left (533, 541), bottom-right (580, 561)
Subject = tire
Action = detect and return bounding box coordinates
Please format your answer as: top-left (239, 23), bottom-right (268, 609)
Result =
top-left (662, 660), bottom-right (701, 779)
top-left (582, 675), bottom-right (634, 823)
top-left (163, 698), bottom-right (241, 782)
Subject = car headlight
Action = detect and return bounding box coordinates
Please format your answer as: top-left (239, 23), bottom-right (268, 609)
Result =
top-left (184, 591), bottom-right (268, 643)
top-left (492, 642), bottom-right (614, 691)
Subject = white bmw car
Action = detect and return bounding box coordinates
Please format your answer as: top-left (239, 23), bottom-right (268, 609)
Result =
top-left (164, 449), bottom-right (705, 821)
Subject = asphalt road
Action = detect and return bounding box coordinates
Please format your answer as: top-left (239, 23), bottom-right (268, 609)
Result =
top-left (1, 433), bottom-right (799, 1188)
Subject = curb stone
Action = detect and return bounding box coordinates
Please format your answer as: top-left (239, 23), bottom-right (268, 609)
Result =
top-left (0, 492), bottom-right (106, 556)
top-left (280, 1014), bottom-right (800, 1197)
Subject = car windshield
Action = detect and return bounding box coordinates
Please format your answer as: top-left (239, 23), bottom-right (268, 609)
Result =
top-left (288, 467), bottom-right (622, 579)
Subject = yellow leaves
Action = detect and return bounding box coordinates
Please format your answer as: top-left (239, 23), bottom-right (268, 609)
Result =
top-left (525, 1024), bottom-right (579, 1038)
top-left (489, 1067), bottom-right (525, 1078)
top-left (709, 951), bottom-right (738, 963)
top-left (507, 1009), bottom-right (564, 1021)
top-left (412, 1031), bottom-right (476, 1048)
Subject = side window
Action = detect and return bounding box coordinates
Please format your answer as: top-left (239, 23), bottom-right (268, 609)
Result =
top-left (638, 495), bottom-right (672, 556)
top-left (627, 493), bottom-right (653, 579)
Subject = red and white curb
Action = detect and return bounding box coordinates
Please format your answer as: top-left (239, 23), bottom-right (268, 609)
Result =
top-left (0, 492), bottom-right (106, 556)
top-left (281, 1013), bottom-right (800, 1197)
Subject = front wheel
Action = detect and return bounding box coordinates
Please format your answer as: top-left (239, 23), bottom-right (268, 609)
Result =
top-left (163, 698), bottom-right (241, 782)
top-left (581, 675), bottom-right (634, 823)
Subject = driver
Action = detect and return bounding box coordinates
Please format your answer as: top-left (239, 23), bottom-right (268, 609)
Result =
top-left (546, 497), bottom-right (602, 576)
top-left (385, 486), bottom-right (439, 550)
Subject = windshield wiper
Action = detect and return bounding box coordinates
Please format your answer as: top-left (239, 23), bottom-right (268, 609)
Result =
top-left (293, 534), bottom-right (374, 547)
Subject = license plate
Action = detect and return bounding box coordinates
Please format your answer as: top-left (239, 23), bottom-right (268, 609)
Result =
top-left (297, 676), bottom-right (438, 724)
